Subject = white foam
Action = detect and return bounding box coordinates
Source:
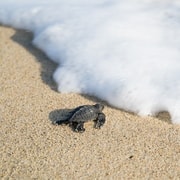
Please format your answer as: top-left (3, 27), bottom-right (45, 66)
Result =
top-left (1, 0), bottom-right (180, 123)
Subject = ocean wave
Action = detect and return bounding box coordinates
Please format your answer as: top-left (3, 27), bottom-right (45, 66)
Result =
top-left (1, 0), bottom-right (180, 123)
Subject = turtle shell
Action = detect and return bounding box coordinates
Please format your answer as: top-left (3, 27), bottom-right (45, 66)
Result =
top-left (69, 105), bottom-right (100, 123)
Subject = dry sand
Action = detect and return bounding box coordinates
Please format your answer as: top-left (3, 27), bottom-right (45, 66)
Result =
top-left (0, 25), bottom-right (180, 179)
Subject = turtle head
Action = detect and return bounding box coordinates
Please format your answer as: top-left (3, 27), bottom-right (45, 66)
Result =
top-left (94, 103), bottom-right (104, 112)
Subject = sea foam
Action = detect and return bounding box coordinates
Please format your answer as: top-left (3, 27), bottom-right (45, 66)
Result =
top-left (1, 0), bottom-right (180, 123)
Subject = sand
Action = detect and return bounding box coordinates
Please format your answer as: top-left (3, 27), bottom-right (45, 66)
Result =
top-left (0, 25), bottom-right (179, 179)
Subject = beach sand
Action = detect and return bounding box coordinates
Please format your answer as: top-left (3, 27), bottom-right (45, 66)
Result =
top-left (0, 26), bottom-right (179, 179)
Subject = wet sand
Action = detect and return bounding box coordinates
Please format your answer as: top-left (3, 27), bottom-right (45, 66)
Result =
top-left (0, 26), bottom-right (179, 179)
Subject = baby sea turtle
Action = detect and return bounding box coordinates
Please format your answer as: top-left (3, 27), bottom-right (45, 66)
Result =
top-left (52, 104), bottom-right (106, 133)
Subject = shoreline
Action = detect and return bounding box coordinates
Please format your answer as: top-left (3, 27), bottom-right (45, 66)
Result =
top-left (0, 26), bottom-right (179, 179)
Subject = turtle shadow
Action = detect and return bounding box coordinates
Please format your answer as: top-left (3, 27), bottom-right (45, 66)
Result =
top-left (156, 111), bottom-right (171, 124)
top-left (10, 27), bottom-right (58, 91)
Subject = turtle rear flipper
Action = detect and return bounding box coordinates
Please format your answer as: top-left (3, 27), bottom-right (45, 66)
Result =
top-left (49, 108), bottom-right (76, 125)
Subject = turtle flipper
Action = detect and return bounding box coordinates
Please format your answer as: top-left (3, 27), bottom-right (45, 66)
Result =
top-left (73, 122), bottom-right (85, 133)
top-left (94, 113), bottom-right (106, 129)
top-left (50, 108), bottom-right (76, 125)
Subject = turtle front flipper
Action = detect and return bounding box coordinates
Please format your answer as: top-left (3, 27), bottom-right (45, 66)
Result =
top-left (94, 113), bottom-right (106, 129)
top-left (72, 122), bottom-right (85, 133)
